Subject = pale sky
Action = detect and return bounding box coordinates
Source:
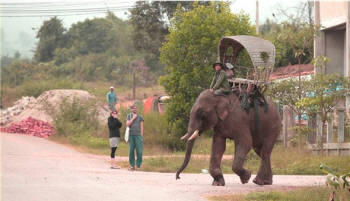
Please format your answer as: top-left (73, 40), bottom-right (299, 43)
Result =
top-left (0, 0), bottom-right (304, 58)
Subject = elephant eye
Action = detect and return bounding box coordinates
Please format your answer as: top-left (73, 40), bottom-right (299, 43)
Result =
top-left (196, 109), bottom-right (207, 119)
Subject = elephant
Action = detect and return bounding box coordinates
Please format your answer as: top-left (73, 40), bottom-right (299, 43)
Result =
top-left (176, 89), bottom-right (281, 186)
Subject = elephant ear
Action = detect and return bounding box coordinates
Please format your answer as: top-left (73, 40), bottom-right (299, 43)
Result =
top-left (216, 101), bottom-right (229, 121)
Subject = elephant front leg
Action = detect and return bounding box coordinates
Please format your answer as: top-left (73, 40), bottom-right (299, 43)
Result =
top-left (232, 142), bottom-right (252, 184)
top-left (209, 135), bottom-right (226, 186)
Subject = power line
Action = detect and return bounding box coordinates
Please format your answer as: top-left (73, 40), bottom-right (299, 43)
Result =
top-left (1, 1), bottom-right (133, 6)
top-left (0, 3), bottom-right (135, 17)
top-left (1, 6), bottom-right (134, 13)
top-left (1, 12), bottom-right (120, 17)
top-left (0, 9), bottom-right (134, 17)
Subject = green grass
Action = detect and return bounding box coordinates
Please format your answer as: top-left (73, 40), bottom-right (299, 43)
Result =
top-left (84, 81), bottom-right (165, 103)
top-left (50, 130), bottom-right (350, 175)
top-left (209, 187), bottom-right (350, 201)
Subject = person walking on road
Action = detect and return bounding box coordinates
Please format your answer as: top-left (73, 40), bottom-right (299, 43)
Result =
top-left (126, 105), bottom-right (144, 171)
top-left (108, 111), bottom-right (122, 169)
top-left (106, 86), bottom-right (117, 112)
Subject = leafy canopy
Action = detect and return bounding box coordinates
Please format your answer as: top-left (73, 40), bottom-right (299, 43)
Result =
top-left (34, 17), bottom-right (66, 62)
top-left (160, 2), bottom-right (254, 137)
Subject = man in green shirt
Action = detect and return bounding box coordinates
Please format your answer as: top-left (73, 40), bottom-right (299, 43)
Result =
top-left (106, 86), bottom-right (117, 112)
top-left (210, 62), bottom-right (231, 96)
top-left (126, 105), bottom-right (144, 170)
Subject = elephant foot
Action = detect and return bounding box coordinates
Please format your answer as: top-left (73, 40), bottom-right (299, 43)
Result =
top-left (239, 170), bottom-right (251, 184)
top-left (253, 177), bottom-right (272, 185)
top-left (212, 177), bottom-right (225, 186)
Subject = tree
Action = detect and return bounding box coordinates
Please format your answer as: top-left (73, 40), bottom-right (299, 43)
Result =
top-left (129, 1), bottom-right (167, 55)
top-left (267, 77), bottom-right (309, 150)
top-left (160, 2), bottom-right (255, 139)
top-left (262, 2), bottom-right (316, 67)
top-left (67, 17), bottom-right (114, 55)
top-left (296, 57), bottom-right (350, 154)
top-left (129, 1), bottom-right (210, 73)
top-left (34, 17), bottom-right (66, 62)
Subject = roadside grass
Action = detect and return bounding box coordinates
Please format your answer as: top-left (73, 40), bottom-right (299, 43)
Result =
top-left (0, 85), bottom-right (21, 108)
top-left (84, 81), bottom-right (165, 103)
top-left (50, 123), bottom-right (350, 175)
top-left (1, 80), bottom-right (164, 109)
top-left (208, 187), bottom-right (350, 201)
top-left (113, 141), bottom-right (350, 175)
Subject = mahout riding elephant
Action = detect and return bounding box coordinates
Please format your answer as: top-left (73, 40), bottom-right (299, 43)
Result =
top-left (176, 89), bottom-right (281, 186)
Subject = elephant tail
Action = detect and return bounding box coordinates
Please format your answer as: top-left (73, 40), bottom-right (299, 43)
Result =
top-left (176, 139), bottom-right (195, 179)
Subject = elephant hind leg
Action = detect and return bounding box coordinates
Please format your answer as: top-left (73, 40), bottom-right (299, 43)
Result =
top-left (232, 142), bottom-right (252, 184)
top-left (253, 147), bottom-right (273, 185)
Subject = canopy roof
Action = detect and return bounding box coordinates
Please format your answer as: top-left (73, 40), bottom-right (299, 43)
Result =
top-left (218, 35), bottom-right (275, 69)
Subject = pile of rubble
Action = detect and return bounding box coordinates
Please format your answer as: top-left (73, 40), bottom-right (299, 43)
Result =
top-left (0, 117), bottom-right (54, 138)
top-left (0, 90), bottom-right (110, 136)
top-left (1, 96), bottom-right (36, 126)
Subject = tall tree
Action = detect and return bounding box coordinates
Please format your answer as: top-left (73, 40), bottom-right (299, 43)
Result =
top-left (160, 2), bottom-right (254, 138)
top-left (34, 17), bottom-right (66, 62)
top-left (129, 1), bottom-right (210, 73)
top-left (129, 1), bottom-right (167, 56)
top-left (67, 17), bottom-right (114, 55)
top-left (262, 2), bottom-right (316, 67)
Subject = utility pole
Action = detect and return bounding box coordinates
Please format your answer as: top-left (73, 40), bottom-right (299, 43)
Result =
top-left (256, 0), bottom-right (259, 35)
top-left (132, 69), bottom-right (136, 101)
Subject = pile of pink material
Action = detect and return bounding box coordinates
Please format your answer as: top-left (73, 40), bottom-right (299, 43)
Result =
top-left (0, 117), bottom-right (54, 138)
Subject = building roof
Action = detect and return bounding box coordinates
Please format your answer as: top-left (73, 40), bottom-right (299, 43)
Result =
top-left (269, 64), bottom-right (314, 80)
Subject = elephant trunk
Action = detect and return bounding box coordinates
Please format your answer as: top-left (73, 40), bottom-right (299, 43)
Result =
top-left (176, 138), bottom-right (195, 179)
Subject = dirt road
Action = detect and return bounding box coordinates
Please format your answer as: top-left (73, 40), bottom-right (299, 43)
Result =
top-left (1, 133), bottom-right (325, 201)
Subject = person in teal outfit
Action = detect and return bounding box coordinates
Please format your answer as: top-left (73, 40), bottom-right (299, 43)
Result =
top-left (106, 86), bottom-right (117, 112)
top-left (126, 105), bottom-right (144, 171)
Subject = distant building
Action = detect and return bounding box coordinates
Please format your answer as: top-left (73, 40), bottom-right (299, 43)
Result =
top-left (270, 64), bottom-right (314, 81)
top-left (314, 1), bottom-right (350, 111)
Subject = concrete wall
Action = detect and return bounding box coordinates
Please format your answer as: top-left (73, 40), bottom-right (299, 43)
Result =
top-left (320, 1), bottom-right (347, 28)
top-left (325, 29), bottom-right (345, 74)
top-left (315, 1), bottom-right (350, 111)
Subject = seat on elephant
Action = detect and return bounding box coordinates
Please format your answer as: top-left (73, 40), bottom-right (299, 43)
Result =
top-left (228, 78), bottom-right (269, 113)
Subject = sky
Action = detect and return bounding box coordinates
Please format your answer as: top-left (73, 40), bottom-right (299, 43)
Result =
top-left (0, 0), bottom-right (304, 59)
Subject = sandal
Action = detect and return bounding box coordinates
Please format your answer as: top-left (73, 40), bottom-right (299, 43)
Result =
top-left (111, 166), bottom-right (120, 169)
top-left (128, 166), bottom-right (135, 171)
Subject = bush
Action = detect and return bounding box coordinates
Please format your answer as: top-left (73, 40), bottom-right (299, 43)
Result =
top-left (143, 112), bottom-right (185, 151)
top-left (51, 98), bottom-right (100, 137)
top-left (21, 78), bottom-right (84, 97)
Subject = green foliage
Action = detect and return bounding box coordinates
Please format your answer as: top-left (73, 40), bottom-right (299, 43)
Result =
top-left (160, 2), bottom-right (254, 138)
top-left (267, 78), bottom-right (308, 110)
top-left (320, 163), bottom-right (350, 201)
top-left (143, 112), bottom-right (185, 151)
top-left (51, 98), bottom-right (100, 137)
top-left (297, 57), bottom-right (349, 123)
top-left (67, 17), bottom-right (114, 54)
top-left (1, 60), bottom-right (31, 86)
top-left (21, 79), bottom-right (84, 98)
top-left (209, 187), bottom-right (346, 201)
top-left (130, 1), bottom-right (167, 55)
top-left (129, 1), bottom-right (211, 74)
top-left (34, 17), bottom-right (66, 62)
top-left (261, 16), bottom-right (316, 66)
